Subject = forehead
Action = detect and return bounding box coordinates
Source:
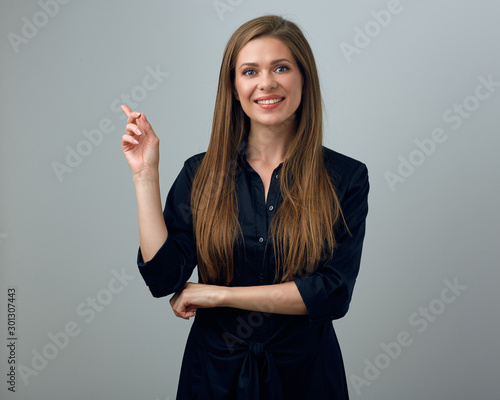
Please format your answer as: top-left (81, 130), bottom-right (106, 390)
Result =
top-left (236, 37), bottom-right (295, 64)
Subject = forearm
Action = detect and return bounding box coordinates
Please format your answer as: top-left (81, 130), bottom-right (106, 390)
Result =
top-left (133, 170), bottom-right (168, 262)
top-left (220, 281), bottom-right (307, 315)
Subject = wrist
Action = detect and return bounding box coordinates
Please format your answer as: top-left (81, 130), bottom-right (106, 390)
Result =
top-left (133, 169), bottom-right (160, 185)
top-left (217, 286), bottom-right (233, 308)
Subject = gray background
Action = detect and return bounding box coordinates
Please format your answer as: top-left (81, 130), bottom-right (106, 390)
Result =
top-left (1, 0), bottom-right (499, 399)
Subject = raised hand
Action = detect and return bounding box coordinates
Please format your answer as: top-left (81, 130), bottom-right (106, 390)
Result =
top-left (120, 104), bottom-right (160, 177)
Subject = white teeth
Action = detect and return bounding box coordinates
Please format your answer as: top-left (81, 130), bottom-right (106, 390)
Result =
top-left (256, 98), bottom-right (283, 105)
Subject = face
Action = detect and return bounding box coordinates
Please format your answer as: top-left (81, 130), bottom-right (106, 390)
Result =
top-left (233, 37), bottom-right (303, 131)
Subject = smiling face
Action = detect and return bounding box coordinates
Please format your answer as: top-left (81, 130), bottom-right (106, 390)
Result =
top-left (233, 36), bottom-right (303, 133)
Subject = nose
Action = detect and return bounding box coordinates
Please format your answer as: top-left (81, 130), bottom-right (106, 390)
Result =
top-left (258, 72), bottom-right (277, 91)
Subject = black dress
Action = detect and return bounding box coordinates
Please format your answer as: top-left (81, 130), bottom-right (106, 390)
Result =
top-left (137, 141), bottom-right (369, 399)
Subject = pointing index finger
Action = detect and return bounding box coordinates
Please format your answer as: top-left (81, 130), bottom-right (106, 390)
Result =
top-left (120, 104), bottom-right (141, 120)
top-left (120, 104), bottom-right (132, 117)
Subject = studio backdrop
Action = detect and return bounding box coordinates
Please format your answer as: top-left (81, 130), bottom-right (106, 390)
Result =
top-left (1, 1), bottom-right (499, 399)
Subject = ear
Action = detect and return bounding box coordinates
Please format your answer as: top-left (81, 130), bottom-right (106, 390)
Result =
top-left (233, 88), bottom-right (240, 101)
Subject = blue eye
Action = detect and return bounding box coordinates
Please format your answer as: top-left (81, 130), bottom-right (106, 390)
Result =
top-left (275, 66), bottom-right (289, 73)
top-left (243, 69), bottom-right (256, 76)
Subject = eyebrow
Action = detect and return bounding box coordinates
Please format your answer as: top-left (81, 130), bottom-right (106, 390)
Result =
top-left (238, 58), bottom-right (293, 69)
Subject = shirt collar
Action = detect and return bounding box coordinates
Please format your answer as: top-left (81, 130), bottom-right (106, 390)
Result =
top-left (236, 135), bottom-right (286, 178)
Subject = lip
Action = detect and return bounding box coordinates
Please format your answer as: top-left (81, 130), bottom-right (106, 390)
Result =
top-left (254, 95), bottom-right (285, 102)
top-left (254, 95), bottom-right (285, 110)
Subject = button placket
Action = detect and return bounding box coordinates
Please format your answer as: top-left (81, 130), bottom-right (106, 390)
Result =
top-left (266, 169), bottom-right (280, 216)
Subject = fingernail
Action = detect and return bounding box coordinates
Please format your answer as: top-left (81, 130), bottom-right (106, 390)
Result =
top-left (134, 112), bottom-right (141, 118)
top-left (142, 113), bottom-right (147, 122)
top-left (133, 139), bottom-right (139, 144)
top-left (136, 128), bottom-right (142, 135)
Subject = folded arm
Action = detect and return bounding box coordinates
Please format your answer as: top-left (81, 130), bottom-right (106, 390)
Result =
top-left (169, 281), bottom-right (307, 320)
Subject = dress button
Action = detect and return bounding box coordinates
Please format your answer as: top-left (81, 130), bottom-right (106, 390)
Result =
top-left (258, 237), bottom-right (264, 243)
top-left (268, 205), bottom-right (274, 211)
top-left (258, 273), bottom-right (264, 281)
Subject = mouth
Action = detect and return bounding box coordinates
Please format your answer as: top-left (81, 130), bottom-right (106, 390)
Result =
top-left (255, 97), bottom-right (285, 105)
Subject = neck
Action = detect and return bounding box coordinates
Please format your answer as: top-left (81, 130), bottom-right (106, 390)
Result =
top-left (246, 117), bottom-right (297, 164)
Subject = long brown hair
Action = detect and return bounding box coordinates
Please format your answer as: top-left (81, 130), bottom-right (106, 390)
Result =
top-left (191, 15), bottom-right (342, 284)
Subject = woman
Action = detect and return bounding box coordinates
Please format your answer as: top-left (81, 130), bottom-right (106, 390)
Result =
top-left (121, 15), bottom-right (369, 400)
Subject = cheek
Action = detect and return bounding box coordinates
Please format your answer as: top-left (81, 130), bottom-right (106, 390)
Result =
top-left (290, 77), bottom-right (303, 98)
top-left (286, 77), bottom-right (303, 110)
top-left (234, 81), bottom-right (251, 102)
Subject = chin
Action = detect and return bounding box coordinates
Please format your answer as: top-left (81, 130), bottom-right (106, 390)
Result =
top-left (255, 115), bottom-right (292, 126)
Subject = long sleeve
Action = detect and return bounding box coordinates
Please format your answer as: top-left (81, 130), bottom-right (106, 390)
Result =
top-left (137, 154), bottom-right (204, 297)
top-left (294, 157), bottom-right (369, 325)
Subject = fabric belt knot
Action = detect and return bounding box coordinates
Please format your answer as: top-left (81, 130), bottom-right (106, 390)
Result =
top-left (249, 341), bottom-right (264, 360)
top-left (236, 340), bottom-right (284, 400)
